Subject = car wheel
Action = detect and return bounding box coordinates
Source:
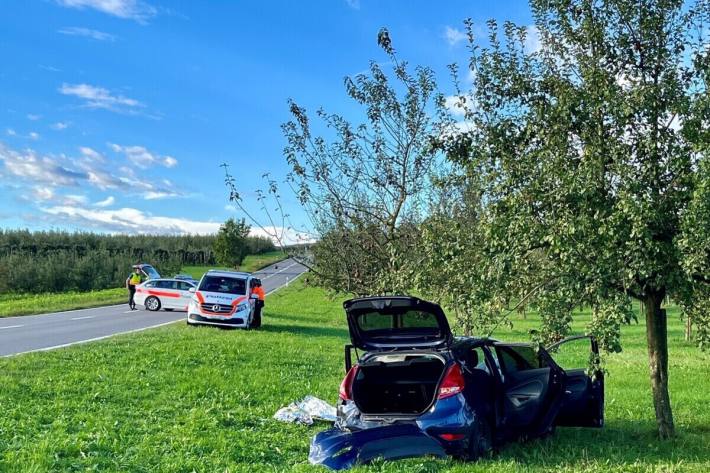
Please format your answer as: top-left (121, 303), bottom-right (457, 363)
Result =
top-left (145, 296), bottom-right (161, 311)
top-left (466, 419), bottom-right (494, 461)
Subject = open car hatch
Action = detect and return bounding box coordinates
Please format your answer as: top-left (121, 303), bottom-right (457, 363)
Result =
top-left (343, 296), bottom-right (452, 351)
top-left (309, 424), bottom-right (447, 470)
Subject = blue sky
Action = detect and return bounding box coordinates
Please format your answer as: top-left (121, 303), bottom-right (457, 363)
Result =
top-left (0, 0), bottom-right (535, 239)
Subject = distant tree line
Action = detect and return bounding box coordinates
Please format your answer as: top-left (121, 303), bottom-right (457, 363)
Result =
top-left (0, 229), bottom-right (275, 294)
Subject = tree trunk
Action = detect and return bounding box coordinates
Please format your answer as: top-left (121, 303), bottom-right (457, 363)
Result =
top-left (685, 316), bottom-right (692, 342)
top-left (644, 293), bottom-right (675, 439)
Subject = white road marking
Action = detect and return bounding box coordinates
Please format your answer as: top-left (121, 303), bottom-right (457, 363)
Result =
top-left (71, 316), bottom-right (94, 321)
top-left (2, 320), bottom-right (179, 358)
top-left (0, 325), bottom-right (24, 330)
top-left (266, 273), bottom-right (303, 295)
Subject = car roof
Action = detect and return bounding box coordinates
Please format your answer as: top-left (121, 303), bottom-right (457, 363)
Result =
top-left (203, 270), bottom-right (251, 278)
top-left (146, 278), bottom-right (195, 284)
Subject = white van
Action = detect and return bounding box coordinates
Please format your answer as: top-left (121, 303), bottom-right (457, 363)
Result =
top-left (186, 270), bottom-right (259, 328)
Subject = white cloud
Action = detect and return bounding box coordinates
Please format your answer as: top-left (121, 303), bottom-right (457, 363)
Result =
top-left (525, 25), bottom-right (542, 53)
top-left (345, 0), bottom-right (360, 9)
top-left (249, 226), bottom-right (317, 246)
top-left (35, 187), bottom-right (55, 201)
top-left (39, 64), bottom-right (61, 72)
top-left (94, 195), bottom-right (115, 207)
top-left (225, 204), bottom-right (237, 212)
top-left (56, 0), bottom-right (156, 23)
top-left (58, 26), bottom-right (117, 41)
top-left (444, 95), bottom-right (467, 118)
top-left (79, 146), bottom-right (103, 161)
top-left (28, 132), bottom-right (40, 140)
top-left (41, 205), bottom-right (221, 235)
top-left (6, 128), bottom-right (16, 136)
top-left (0, 144), bottom-right (85, 186)
top-left (0, 142), bottom-right (183, 200)
top-left (65, 194), bottom-right (89, 204)
top-left (59, 83), bottom-right (144, 114)
top-left (444, 26), bottom-right (466, 46)
top-left (109, 143), bottom-right (178, 168)
top-left (51, 122), bottom-right (70, 130)
top-left (27, 114), bottom-right (42, 121)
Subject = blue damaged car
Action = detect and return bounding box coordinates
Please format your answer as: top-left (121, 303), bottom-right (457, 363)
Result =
top-left (309, 296), bottom-right (604, 470)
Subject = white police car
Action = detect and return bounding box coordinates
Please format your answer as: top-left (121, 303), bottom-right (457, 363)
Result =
top-left (135, 278), bottom-right (196, 312)
top-left (186, 270), bottom-right (259, 328)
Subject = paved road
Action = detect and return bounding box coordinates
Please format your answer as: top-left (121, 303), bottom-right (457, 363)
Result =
top-left (0, 259), bottom-right (307, 357)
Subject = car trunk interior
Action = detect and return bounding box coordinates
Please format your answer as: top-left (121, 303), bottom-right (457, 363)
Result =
top-left (352, 353), bottom-right (446, 415)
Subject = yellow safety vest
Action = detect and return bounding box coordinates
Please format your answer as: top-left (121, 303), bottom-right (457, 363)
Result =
top-left (129, 273), bottom-right (142, 285)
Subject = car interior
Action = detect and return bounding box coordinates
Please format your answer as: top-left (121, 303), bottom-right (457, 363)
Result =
top-left (352, 354), bottom-right (446, 415)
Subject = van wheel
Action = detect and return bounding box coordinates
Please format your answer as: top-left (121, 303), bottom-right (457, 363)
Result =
top-left (145, 296), bottom-right (161, 311)
top-left (466, 419), bottom-right (494, 461)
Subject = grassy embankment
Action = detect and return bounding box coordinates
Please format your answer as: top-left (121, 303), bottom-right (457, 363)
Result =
top-left (0, 251), bottom-right (287, 318)
top-left (0, 279), bottom-right (707, 472)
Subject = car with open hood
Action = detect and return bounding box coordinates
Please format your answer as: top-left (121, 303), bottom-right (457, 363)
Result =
top-left (186, 270), bottom-right (260, 328)
top-left (309, 296), bottom-right (604, 470)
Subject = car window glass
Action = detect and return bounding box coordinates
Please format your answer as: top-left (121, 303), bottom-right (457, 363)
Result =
top-left (144, 281), bottom-right (155, 288)
top-left (199, 276), bottom-right (246, 295)
top-left (156, 280), bottom-right (176, 289)
top-left (357, 310), bottom-right (440, 331)
top-left (496, 345), bottom-right (547, 374)
top-left (464, 347), bottom-right (490, 375)
top-left (178, 281), bottom-right (193, 291)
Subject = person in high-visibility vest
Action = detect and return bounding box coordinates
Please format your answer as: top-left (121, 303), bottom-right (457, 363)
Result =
top-left (250, 278), bottom-right (265, 328)
top-left (126, 267), bottom-right (143, 310)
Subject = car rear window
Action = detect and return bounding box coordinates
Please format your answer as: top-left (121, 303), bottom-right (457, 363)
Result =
top-left (357, 310), bottom-right (441, 332)
top-left (199, 276), bottom-right (246, 295)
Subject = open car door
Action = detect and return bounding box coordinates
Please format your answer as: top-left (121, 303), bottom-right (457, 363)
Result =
top-left (546, 335), bottom-right (604, 428)
top-left (493, 343), bottom-right (565, 438)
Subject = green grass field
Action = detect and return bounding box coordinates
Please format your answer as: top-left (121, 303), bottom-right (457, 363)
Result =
top-left (0, 280), bottom-right (708, 472)
top-left (0, 251), bottom-right (287, 318)
top-left (0, 288), bottom-right (127, 318)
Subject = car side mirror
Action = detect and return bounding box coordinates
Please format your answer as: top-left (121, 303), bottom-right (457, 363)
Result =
top-left (188, 287), bottom-right (196, 293)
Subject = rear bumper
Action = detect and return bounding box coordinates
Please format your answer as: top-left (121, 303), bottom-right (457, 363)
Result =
top-left (187, 312), bottom-right (246, 327)
top-left (309, 424), bottom-right (447, 470)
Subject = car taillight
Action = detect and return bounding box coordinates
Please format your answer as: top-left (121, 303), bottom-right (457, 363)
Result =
top-left (339, 365), bottom-right (359, 401)
top-left (438, 363), bottom-right (465, 399)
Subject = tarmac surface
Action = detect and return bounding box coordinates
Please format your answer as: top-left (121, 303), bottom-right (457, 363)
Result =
top-left (0, 258), bottom-right (307, 357)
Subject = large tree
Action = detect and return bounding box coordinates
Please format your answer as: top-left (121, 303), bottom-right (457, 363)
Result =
top-left (213, 218), bottom-right (251, 269)
top-left (436, 0), bottom-right (709, 438)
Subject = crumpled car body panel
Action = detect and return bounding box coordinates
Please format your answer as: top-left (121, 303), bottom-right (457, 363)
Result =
top-left (309, 424), bottom-right (447, 470)
top-left (311, 396), bottom-right (475, 469)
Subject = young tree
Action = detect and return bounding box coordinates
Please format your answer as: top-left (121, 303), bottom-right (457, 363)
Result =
top-left (225, 29), bottom-right (439, 294)
top-left (436, 0), bottom-right (709, 438)
top-left (213, 218), bottom-right (251, 269)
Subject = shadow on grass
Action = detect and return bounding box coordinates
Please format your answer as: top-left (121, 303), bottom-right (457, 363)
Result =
top-left (496, 420), bottom-right (710, 467)
top-left (260, 323), bottom-right (348, 339)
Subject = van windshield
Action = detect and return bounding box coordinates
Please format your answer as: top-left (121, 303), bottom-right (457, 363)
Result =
top-left (199, 276), bottom-right (247, 295)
